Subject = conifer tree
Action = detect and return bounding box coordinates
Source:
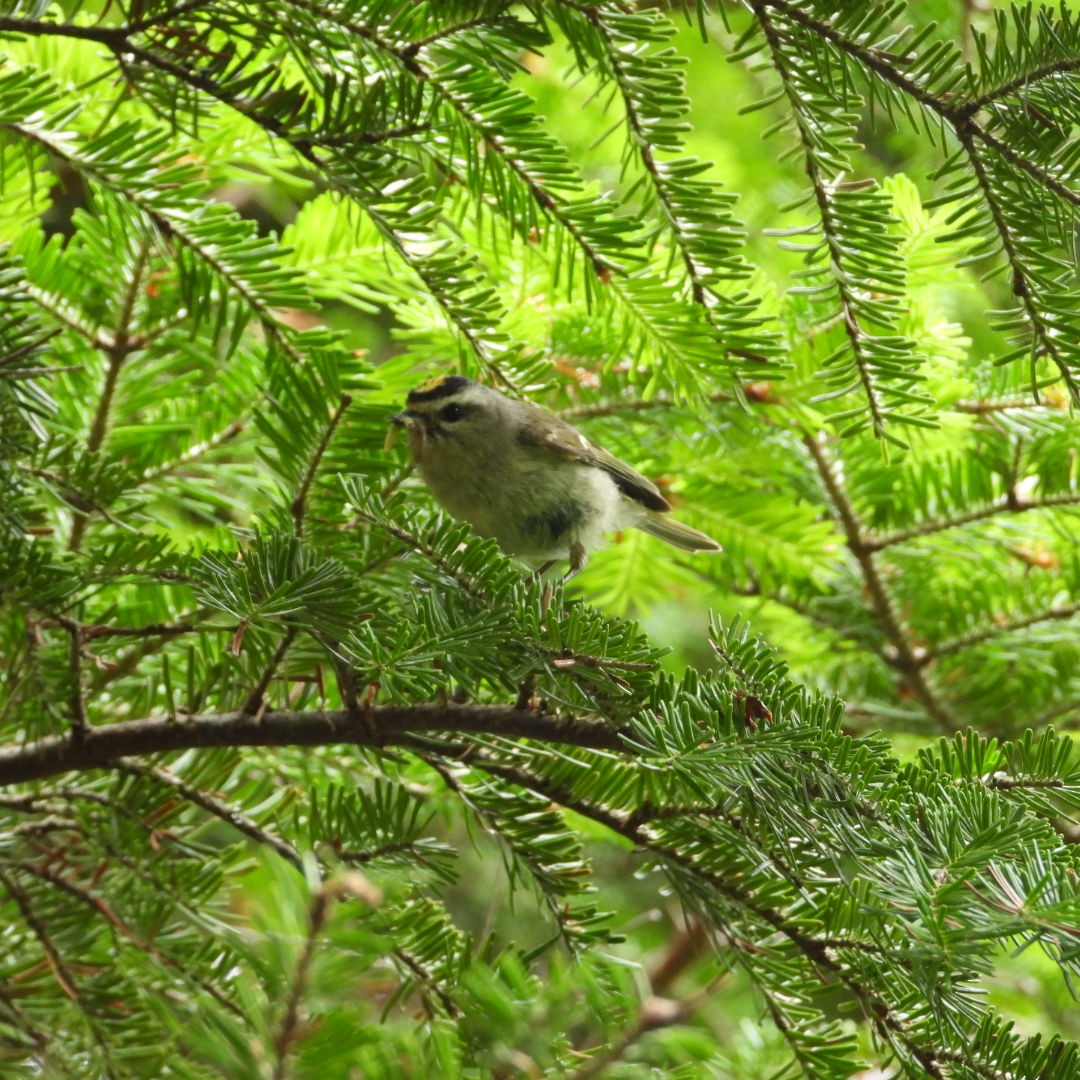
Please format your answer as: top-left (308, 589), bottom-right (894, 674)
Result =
top-left (1, 2), bottom-right (1078, 1077)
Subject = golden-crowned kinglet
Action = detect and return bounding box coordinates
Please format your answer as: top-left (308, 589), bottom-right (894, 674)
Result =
top-left (387, 375), bottom-right (720, 578)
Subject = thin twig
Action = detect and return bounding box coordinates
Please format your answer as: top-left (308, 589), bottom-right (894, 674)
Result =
top-left (802, 433), bottom-right (961, 732)
top-left (291, 393), bottom-right (352, 537)
top-left (69, 241), bottom-right (150, 551)
top-left (955, 395), bottom-right (1054, 414)
top-left (243, 627), bottom-right (299, 718)
top-left (0, 327), bottom-right (64, 368)
top-left (116, 757), bottom-right (301, 867)
top-left (57, 617), bottom-right (89, 744)
top-left (751, 0), bottom-right (889, 436)
top-left (864, 490), bottom-right (1080, 551)
top-left (140, 418), bottom-right (247, 484)
top-left (272, 884), bottom-right (333, 1080)
top-left (0, 870), bottom-right (81, 1002)
top-left (924, 600), bottom-right (1080, 663)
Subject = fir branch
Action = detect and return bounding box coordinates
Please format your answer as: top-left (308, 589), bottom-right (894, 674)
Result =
top-left (88, 612), bottom-right (214, 695)
top-left (0, 325), bottom-right (63, 367)
top-left (115, 757), bottom-right (301, 868)
top-left (955, 395), bottom-right (1056, 414)
top-left (0, 704), bottom-right (628, 786)
top-left (569, 3), bottom-right (774, 370)
top-left (272, 883), bottom-right (332, 1080)
top-left (284, 0), bottom-right (619, 278)
top-left (24, 283), bottom-right (135, 354)
top-left (865, 490), bottom-right (1080, 551)
top-left (118, 15), bottom-right (508, 375)
top-left (242, 627), bottom-right (298, 717)
top-left (126, 0), bottom-right (221, 35)
top-left (0, 870), bottom-right (82, 1003)
top-left (467, 750), bottom-right (947, 1077)
top-left (392, 945), bottom-right (461, 1019)
top-left (6, 118), bottom-right (308, 366)
top-left (139, 419), bottom-right (248, 484)
top-left (69, 240), bottom-right (150, 552)
top-left (0, 869), bottom-right (120, 1080)
top-left (291, 393), bottom-right (352, 537)
top-left (963, 56), bottom-right (1080, 114)
top-left (751, 0), bottom-right (905, 437)
top-left (21, 280), bottom-right (179, 356)
top-left (803, 433), bottom-right (961, 731)
top-left (13, 857), bottom-right (245, 1021)
top-left (972, 124), bottom-right (1080, 211)
top-left (925, 600), bottom-right (1080, 663)
top-left (955, 121), bottom-right (1080, 400)
top-left (759, 0), bottom-right (1080, 401)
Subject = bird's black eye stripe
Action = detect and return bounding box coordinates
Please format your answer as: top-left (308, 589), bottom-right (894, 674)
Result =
top-left (439, 403), bottom-right (466, 422)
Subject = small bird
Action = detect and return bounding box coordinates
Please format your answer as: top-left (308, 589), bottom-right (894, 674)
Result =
top-left (387, 375), bottom-right (720, 578)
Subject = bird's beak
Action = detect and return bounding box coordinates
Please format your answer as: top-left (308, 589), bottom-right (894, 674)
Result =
top-left (384, 410), bottom-right (417, 452)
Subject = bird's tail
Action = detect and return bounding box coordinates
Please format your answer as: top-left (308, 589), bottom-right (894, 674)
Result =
top-left (637, 513), bottom-right (721, 553)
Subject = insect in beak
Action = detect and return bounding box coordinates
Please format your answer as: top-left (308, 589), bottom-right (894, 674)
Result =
top-left (384, 411), bottom-right (423, 453)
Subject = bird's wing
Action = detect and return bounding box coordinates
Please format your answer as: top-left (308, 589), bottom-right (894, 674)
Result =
top-left (516, 407), bottom-right (671, 512)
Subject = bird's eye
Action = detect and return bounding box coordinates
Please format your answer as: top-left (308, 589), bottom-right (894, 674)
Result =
top-left (440, 403), bottom-right (465, 422)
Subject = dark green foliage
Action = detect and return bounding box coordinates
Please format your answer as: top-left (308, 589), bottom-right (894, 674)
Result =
top-left (1, 2), bottom-right (1079, 1077)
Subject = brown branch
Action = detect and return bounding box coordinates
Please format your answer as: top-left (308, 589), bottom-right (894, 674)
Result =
top-left (272, 884), bottom-right (333, 1080)
top-left (116, 757), bottom-right (301, 867)
top-left (924, 600), bottom-right (1080, 663)
top-left (59, 618), bottom-right (89, 743)
top-left (291, 393), bottom-right (352, 537)
top-left (557, 389), bottom-right (735, 421)
top-left (864, 490), bottom-right (1080, 551)
top-left (751, 0), bottom-right (889, 436)
top-left (954, 395), bottom-right (1055, 414)
top-left (0, 704), bottom-right (628, 787)
top-left (760, 0), bottom-right (1080, 400)
top-left (0, 870), bottom-right (81, 1002)
top-left (802, 433), bottom-right (962, 732)
top-left (963, 56), bottom-right (1080, 114)
top-left (243, 627), bottom-right (299, 717)
top-left (460, 749), bottom-right (947, 1078)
